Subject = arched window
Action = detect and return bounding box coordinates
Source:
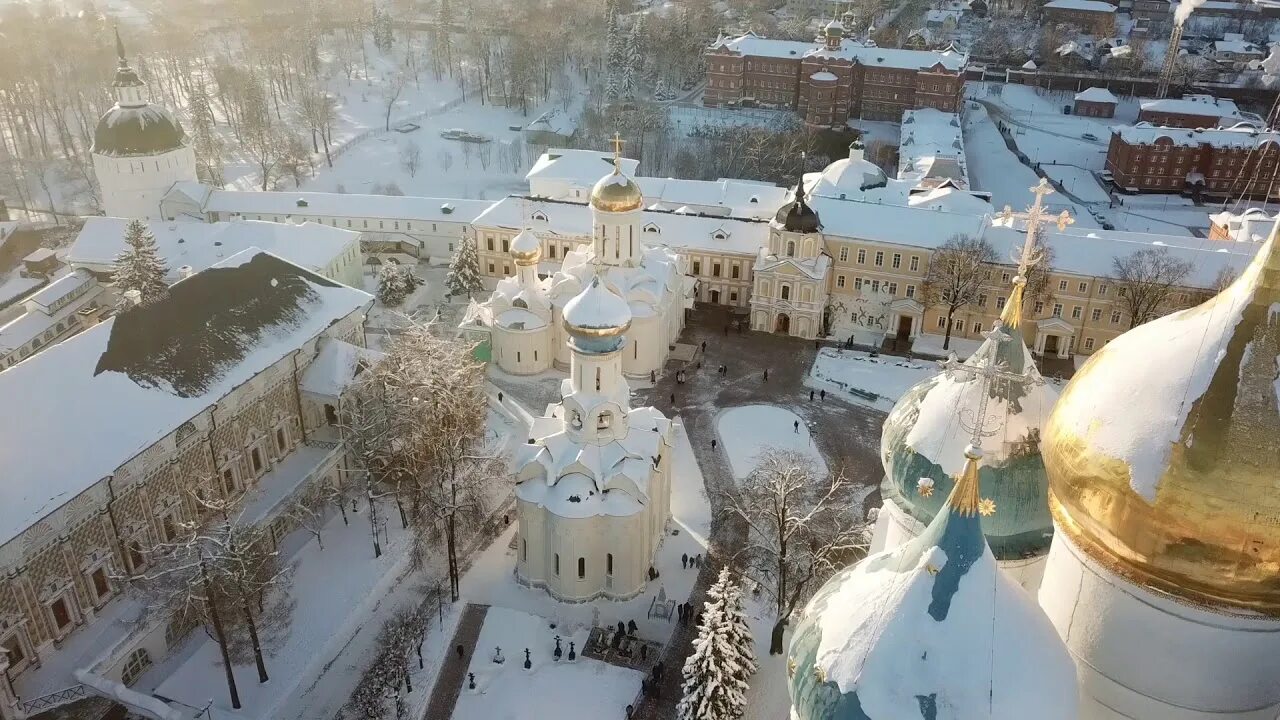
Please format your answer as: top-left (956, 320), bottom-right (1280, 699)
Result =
top-left (121, 648), bottom-right (153, 687)
top-left (578, 557), bottom-right (586, 579)
top-left (781, 285), bottom-right (791, 300)
top-left (513, 298), bottom-right (528, 309)
top-left (554, 554), bottom-right (560, 575)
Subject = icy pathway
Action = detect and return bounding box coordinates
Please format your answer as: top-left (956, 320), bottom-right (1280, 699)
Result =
top-left (420, 604), bottom-right (490, 720)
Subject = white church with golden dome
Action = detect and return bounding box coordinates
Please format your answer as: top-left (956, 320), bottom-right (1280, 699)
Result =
top-left (462, 141), bottom-right (690, 378)
top-left (511, 277), bottom-right (675, 601)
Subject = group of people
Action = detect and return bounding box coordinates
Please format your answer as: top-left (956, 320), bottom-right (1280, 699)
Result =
top-left (681, 552), bottom-right (703, 569)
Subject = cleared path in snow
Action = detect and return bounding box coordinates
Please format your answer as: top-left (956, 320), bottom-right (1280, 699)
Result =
top-left (421, 604), bottom-right (490, 720)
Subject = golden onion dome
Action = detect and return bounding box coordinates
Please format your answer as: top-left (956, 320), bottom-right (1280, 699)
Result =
top-left (509, 228), bottom-right (542, 265)
top-left (590, 165), bottom-right (644, 213)
top-left (1042, 224), bottom-right (1280, 615)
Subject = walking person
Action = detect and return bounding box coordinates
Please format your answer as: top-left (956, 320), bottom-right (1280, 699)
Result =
top-left (810, 389), bottom-right (814, 401)
top-left (457, 644), bottom-right (465, 660)
top-left (820, 389), bottom-right (826, 401)
top-left (794, 419), bottom-right (800, 433)
top-left (711, 438), bottom-right (717, 450)
top-left (670, 393), bottom-right (675, 405)
top-left (682, 553), bottom-right (689, 569)
top-left (763, 369), bottom-right (769, 382)
top-left (497, 391), bottom-right (504, 404)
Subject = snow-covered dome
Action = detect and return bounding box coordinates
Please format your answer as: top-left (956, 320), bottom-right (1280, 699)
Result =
top-left (809, 156), bottom-right (888, 199)
top-left (1043, 222), bottom-right (1280, 613)
top-left (880, 280), bottom-right (1058, 560)
top-left (563, 277), bottom-right (632, 351)
top-left (775, 183), bottom-right (821, 234)
top-left (788, 445), bottom-right (1077, 720)
top-left (93, 105), bottom-right (186, 157)
top-left (509, 228), bottom-right (542, 265)
top-left (590, 165), bottom-right (644, 213)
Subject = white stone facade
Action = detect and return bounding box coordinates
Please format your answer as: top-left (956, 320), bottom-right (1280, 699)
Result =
top-left (96, 144), bottom-right (197, 220)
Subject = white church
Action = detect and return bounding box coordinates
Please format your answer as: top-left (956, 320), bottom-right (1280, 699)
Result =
top-left (511, 276), bottom-right (675, 602)
top-left (461, 147), bottom-right (691, 378)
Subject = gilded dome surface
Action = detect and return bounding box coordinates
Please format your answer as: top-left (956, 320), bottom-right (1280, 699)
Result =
top-left (1043, 227), bottom-right (1280, 614)
top-left (590, 167), bottom-right (644, 213)
top-left (510, 228), bottom-right (542, 265)
top-left (881, 283), bottom-right (1058, 560)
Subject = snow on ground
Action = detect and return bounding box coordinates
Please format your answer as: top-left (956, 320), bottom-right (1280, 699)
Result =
top-left (453, 607), bottom-right (644, 720)
top-left (716, 405), bottom-right (828, 480)
top-left (962, 105), bottom-right (1098, 228)
top-left (459, 422), bottom-right (711, 646)
top-left (909, 332), bottom-right (984, 360)
top-left (806, 347), bottom-right (939, 413)
top-left (667, 103), bottom-right (791, 138)
top-left (1042, 165), bottom-right (1110, 203)
top-left (141, 410), bottom-right (520, 720)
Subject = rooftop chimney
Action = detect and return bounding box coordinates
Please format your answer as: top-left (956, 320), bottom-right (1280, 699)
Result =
top-left (177, 265), bottom-right (194, 280)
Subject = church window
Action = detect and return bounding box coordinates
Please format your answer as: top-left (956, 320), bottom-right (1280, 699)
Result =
top-left (346, 220), bottom-right (352, 228)
top-left (786, 241), bottom-right (796, 257)
top-left (251, 447), bottom-right (264, 474)
top-left (408, 222), bottom-right (413, 230)
top-left (973, 322), bottom-right (982, 333)
top-left (487, 237), bottom-right (495, 251)
top-left (517, 352), bottom-right (522, 362)
top-left (871, 280), bottom-right (880, 292)
top-left (48, 596), bottom-right (73, 632)
top-left (730, 291), bottom-right (738, 302)
top-left (571, 411), bottom-right (583, 429)
top-left (839, 247), bottom-right (849, 262)
top-left (363, 220), bottom-right (368, 229)
top-left (554, 554), bottom-right (560, 575)
top-left (88, 567), bottom-right (111, 602)
top-left (693, 261), bottom-right (701, 275)
top-left (488, 263), bottom-right (495, 274)
top-left (713, 263), bottom-right (721, 277)
top-left (379, 221), bottom-right (384, 230)
top-left (607, 554), bottom-right (613, 575)
top-left (578, 557), bottom-right (586, 579)
top-left (120, 648), bottom-right (152, 687)
top-left (781, 285), bottom-right (791, 300)
top-left (874, 251), bottom-right (884, 267)
top-left (597, 413), bottom-right (612, 431)
top-left (534, 351), bottom-right (539, 361)
top-left (175, 421), bottom-right (197, 445)
top-left (857, 248), bottom-right (866, 264)
top-left (595, 368), bottom-right (601, 392)
top-left (549, 245), bottom-right (556, 259)
top-left (502, 239), bottom-right (510, 253)
top-left (276, 427), bottom-right (288, 454)
top-left (522, 538), bottom-right (527, 561)
top-left (504, 265), bottom-right (511, 275)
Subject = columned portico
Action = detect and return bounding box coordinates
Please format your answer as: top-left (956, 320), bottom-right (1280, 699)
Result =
top-left (885, 297), bottom-right (924, 348)
top-left (1034, 317), bottom-right (1075, 358)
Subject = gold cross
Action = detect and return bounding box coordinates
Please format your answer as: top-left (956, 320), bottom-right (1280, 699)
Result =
top-left (610, 133), bottom-right (625, 168)
top-left (998, 178), bottom-right (1073, 279)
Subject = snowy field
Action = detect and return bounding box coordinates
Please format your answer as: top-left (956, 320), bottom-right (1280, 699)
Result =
top-left (716, 405), bottom-right (829, 480)
top-left (668, 103), bottom-right (792, 138)
top-left (454, 607), bottom-right (644, 720)
top-left (962, 106), bottom-right (1099, 228)
top-left (806, 348), bottom-right (939, 412)
top-left (1042, 165), bottom-right (1110, 203)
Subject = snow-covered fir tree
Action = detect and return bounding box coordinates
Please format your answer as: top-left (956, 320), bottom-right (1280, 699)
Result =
top-left (714, 568), bottom-right (758, 678)
top-left (113, 219), bottom-right (169, 304)
top-left (678, 567), bottom-right (755, 720)
top-left (446, 234), bottom-right (484, 298)
top-left (377, 263), bottom-right (421, 306)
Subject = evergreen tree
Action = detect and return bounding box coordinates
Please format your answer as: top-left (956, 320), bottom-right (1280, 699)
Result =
top-left (445, 235), bottom-right (484, 298)
top-left (678, 568), bottom-right (754, 720)
top-left (189, 87), bottom-right (225, 186)
top-left (113, 219), bottom-right (169, 304)
top-left (377, 263), bottom-right (420, 306)
top-left (715, 570), bottom-right (758, 677)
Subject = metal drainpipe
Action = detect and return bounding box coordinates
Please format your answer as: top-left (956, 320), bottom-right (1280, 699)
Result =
top-left (291, 350), bottom-right (308, 445)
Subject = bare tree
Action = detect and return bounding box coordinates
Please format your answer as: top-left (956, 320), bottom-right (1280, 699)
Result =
top-left (718, 449), bottom-right (867, 655)
top-left (1111, 247), bottom-right (1194, 328)
top-left (401, 141), bottom-right (423, 178)
top-left (382, 73), bottom-right (409, 131)
top-left (346, 604), bottom-right (430, 719)
top-left (923, 234), bottom-right (997, 350)
top-left (438, 149), bottom-right (454, 173)
top-left (298, 85), bottom-right (338, 167)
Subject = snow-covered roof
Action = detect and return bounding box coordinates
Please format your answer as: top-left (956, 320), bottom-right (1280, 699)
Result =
top-left (69, 218), bottom-right (359, 281)
top-left (1112, 123), bottom-right (1279, 148)
top-left (1209, 208), bottom-right (1277, 242)
top-left (473, 196), bottom-right (770, 256)
top-left (708, 33), bottom-right (967, 72)
top-left (810, 70), bottom-right (839, 81)
top-left (0, 249), bottom-right (373, 548)
top-left (166, 180), bottom-right (214, 207)
top-left (1215, 38), bottom-right (1263, 55)
top-left (564, 277), bottom-right (632, 333)
top-left (299, 337), bottom-right (384, 399)
top-left (899, 109), bottom-right (967, 187)
top-left (1139, 95), bottom-right (1242, 119)
top-left (526, 148), bottom-right (638, 184)
top-left (203, 190), bottom-right (491, 225)
top-left (1075, 86), bottom-right (1118, 103)
top-left (907, 186), bottom-right (991, 213)
top-left (789, 457), bottom-right (1077, 718)
top-left (24, 248), bottom-right (56, 264)
top-left (635, 177), bottom-right (788, 220)
top-left (23, 269), bottom-right (94, 311)
top-left (1044, 0), bottom-right (1116, 11)
top-left (524, 109), bottom-right (578, 136)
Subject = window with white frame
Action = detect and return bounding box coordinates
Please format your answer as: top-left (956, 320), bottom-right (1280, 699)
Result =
top-left (874, 251), bottom-right (884, 267)
top-left (1111, 310), bottom-right (1122, 324)
top-left (1058, 279), bottom-right (1068, 291)
top-left (891, 253), bottom-right (901, 269)
top-left (857, 248), bottom-right (866, 264)
top-left (1052, 303), bottom-right (1063, 318)
top-left (1035, 301), bottom-right (1045, 314)
top-left (910, 256), bottom-right (920, 272)
top-left (887, 282), bottom-right (898, 295)
top-left (906, 285), bottom-right (916, 298)
top-left (1078, 282), bottom-right (1088, 293)
top-left (1091, 308), bottom-right (1102, 321)
top-left (1071, 306), bottom-right (1082, 319)
top-left (839, 247), bottom-right (849, 262)
top-left (1084, 337), bottom-right (1095, 350)
top-left (836, 275), bottom-right (846, 288)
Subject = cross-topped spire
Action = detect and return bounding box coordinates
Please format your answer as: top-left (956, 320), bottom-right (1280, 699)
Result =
top-left (610, 133), bottom-right (625, 171)
top-left (114, 24), bottom-right (127, 64)
top-left (998, 178), bottom-right (1073, 279)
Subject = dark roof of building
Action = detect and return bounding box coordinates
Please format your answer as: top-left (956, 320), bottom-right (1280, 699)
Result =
top-left (95, 252), bottom-right (340, 398)
top-left (775, 183), bottom-right (822, 233)
top-left (92, 104), bottom-right (186, 157)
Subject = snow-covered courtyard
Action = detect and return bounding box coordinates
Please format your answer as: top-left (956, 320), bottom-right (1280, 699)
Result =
top-left (716, 404), bottom-right (829, 479)
top-left (806, 348), bottom-right (939, 412)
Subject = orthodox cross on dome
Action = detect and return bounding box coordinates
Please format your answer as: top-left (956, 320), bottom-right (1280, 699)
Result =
top-left (610, 133), bottom-right (626, 171)
top-left (998, 178), bottom-right (1073, 280)
top-left (114, 24), bottom-right (127, 63)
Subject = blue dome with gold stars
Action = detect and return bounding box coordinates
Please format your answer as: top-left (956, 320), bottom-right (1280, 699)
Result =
top-left (787, 445), bottom-right (1077, 720)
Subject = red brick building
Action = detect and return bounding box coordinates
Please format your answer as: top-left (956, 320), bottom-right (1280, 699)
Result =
top-left (1042, 0), bottom-right (1117, 32)
top-left (1105, 125), bottom-right (1280, 197)
top-left (1073, 87), bottom-right (1118, 117)
top-left (704, 26), bottom-right (967, 125)
top-left (1137, 95), bottom-right (1245, 128)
